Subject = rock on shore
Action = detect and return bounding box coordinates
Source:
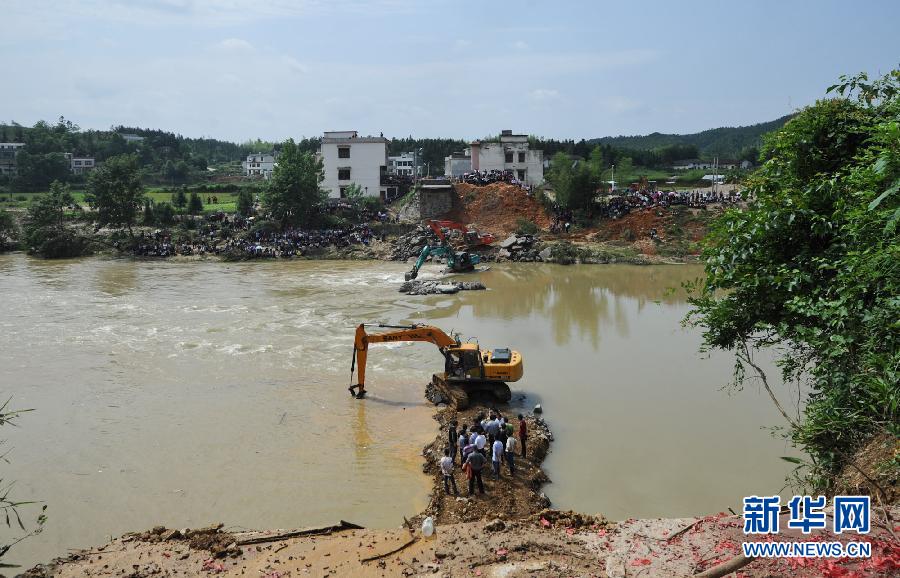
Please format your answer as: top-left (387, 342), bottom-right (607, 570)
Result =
top-left (398, 280), bottom-right (486, 295)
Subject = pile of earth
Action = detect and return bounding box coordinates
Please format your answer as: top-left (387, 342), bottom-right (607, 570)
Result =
top-left (447, 182), bottom-right (552, 237)
top-left (398, 280), bottom-right (486, 295)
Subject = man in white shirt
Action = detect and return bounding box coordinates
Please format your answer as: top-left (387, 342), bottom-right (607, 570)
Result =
top-left (491, 439), bottom-right (504, 479)
top-left (505, 435), bottom-right (518, 475)
top-left (475, 432), bottom-right (487, 454)
top-left (440, 448), bottom-right (458, 495)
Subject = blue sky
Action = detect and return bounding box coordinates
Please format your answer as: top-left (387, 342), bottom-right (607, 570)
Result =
top-left (4, 0), bottom-right (898, 142)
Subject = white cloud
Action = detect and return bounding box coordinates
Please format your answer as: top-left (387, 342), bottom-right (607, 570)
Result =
top-left (530, 89), bottom-right (560, 102)
top-left (453, 39), bottom-right (472, 51)
top-left (513, 40), bottom-right (529, 50)
top-left (282, 56), bottom-right (309, 74)
top-left (217, 38), bottom-right (254, 51)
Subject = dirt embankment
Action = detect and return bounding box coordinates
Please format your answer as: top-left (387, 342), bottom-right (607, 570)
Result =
top-left (414, 405), bottom-right (554, 527)
top-left (445, 183), bottom-right (552, 237)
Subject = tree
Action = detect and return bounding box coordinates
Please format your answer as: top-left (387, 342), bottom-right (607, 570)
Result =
top-left (86, 154), bottom-right (144, 236)
top-left (156, 202), bottom-right (175, 225)
top-left (236, 189), bottom-right (254, 216)
top-left (172, 187), bottom-right (187, 212)
top-left (142, 199), bottom-right (155, 224)
top-left (187, 191), bottom-right (203, 215)
top-left (615, 156), bottom-right (633, 182)
top-left (343, 183), bottom-right (364, 205)
top-left (547, 152), bottom-right (573, 206)
top-left (26, 180), bottom-right (73, 231)
top-left (23, 181), bottom-right (90, 257)
top-left (262, 139), bottom-right (326, 228)
top-left (687, 70), bottom-right (900, 492)
top-left (547, 152), bottom-right (598, 211)
top-left (588, 146), bottom-right (604, 179)
top-left (0, 209), bottom-right (19, 251)
top-left (12, 151), bottom-right (70, 192)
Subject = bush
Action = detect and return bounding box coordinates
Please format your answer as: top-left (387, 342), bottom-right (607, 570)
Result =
top-left (156, 202), bottom-right (175, 225)
top-left (515, 218), bottom-right (540, 235)
top-left (26, 227), bottom-right (92, 258)
top-left (549, 241), bottom-right (581, 265)
top-left (248, 219), bottom-right (278, 237)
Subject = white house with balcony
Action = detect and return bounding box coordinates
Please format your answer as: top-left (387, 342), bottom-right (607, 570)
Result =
top-left (242, 153), bottom-right (276, 178)
top-left (319, 130), bottom-right (389, 199)
top-left (467, 130), bottom-right (543, 185)
top-left (387, 152), bottom-right (422, 177)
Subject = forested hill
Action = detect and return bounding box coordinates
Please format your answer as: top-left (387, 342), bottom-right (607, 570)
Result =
top-left (590, 114), bottom-right (794, 158)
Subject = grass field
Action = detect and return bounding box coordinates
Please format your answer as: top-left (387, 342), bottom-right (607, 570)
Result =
top-left (0, 190), bottom-right (242, 213)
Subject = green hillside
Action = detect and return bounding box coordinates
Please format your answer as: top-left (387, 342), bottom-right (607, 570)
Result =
top-left (590, 114), bottom-right (794, 159)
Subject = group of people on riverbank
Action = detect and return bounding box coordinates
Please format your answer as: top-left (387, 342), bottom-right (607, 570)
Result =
top-left (458, 169), bottom-right (532, 192)
top-left (547, 188), bottom-right (749, 229)
top-left (438, 411), bottom-right (528, 497)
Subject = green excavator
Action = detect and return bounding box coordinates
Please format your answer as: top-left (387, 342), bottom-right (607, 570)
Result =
top-left (405, 245), bottom-right (480, 281)
top-left (405, 220), bottom-right (492, 281)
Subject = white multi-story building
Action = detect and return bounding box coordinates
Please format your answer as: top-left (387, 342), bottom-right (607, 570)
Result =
top-left (319, 130), bottom-right (389, 199)
top-left (0, 143), bottom-right (25, 176)
top-left (70, 157), bottom-right (96, 175)
top-left (444, 152), bottom-right (472, 178)
top-left (242, 153), bottom-right (276, 178)
top-left (468, 130), bottom-right (543, 185)
top-left (387, 152), bottom-right (422, 177)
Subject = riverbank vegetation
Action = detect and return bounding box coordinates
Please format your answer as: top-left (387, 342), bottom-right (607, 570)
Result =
top-left (688, 70), bottom-right (900, 496)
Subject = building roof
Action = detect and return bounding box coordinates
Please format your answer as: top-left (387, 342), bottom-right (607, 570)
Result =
top-left (322, 136), bottom-right (388, 144)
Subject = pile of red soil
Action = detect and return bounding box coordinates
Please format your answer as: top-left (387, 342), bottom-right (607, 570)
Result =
top-left (446, 183), bottom-right (552, 237)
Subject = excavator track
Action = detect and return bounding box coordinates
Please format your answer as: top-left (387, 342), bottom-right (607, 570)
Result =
top-left (431, 374), bottom-right (512, 410)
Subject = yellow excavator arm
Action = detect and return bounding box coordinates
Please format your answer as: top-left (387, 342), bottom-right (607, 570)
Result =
top-left (349, 323), bottom-right (458, 398)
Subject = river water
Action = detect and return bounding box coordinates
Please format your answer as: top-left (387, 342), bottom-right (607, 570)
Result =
top-left (0, 254), bottom-right (794, 566)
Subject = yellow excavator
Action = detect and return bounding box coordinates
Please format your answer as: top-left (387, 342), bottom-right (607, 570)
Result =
top-left (348, 323), bottom-right (523, 409)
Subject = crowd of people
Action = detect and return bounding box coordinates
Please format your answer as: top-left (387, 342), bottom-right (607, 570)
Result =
top-left (548, 187), bottom-right (749, 229)
top-left (439, 411), bottom-right (529, 497)
top-left (131, 216), bottom-right (383, 258)
top-left (458, 169), bottom-right (532, 192)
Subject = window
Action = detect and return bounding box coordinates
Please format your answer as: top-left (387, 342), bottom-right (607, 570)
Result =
top-left (518, 152), bottom-right (525, 163)
top-left (338, 147), bottom-right (350, 159)
top-left (505, 151), bottom-right (514, 163)
top-left (339, 187), bottom-right (348, 198)
top-left (338, 168), bottom-right (351, 180)
top-left (517, 169), bottom-right (526, 180)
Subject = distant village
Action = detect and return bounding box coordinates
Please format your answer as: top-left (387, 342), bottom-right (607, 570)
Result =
top-left (1, 127), bottom-right (752, 201)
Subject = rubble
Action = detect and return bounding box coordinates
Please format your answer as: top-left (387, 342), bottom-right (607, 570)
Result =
top-left (399, 280), bottom-right (486, 295)
top-left (491, 234), bottom-right (544, 262)
top-left (390, 225), bottom-right (432, 261)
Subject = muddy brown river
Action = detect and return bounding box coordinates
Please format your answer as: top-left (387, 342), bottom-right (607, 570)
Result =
top-left (0, 255), bottom-right (795, 566)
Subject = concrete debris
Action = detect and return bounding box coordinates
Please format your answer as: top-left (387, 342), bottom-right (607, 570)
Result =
top-left (491, 234), bottom-right (544, 262)
top-left (390, 225), bottom-right (431, 262)
top-left (499, 235), bottom-right (518, 249)
top-left (399, 280), bottom-right (486, 295)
